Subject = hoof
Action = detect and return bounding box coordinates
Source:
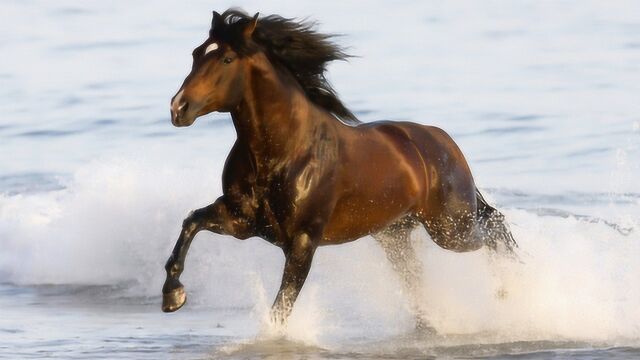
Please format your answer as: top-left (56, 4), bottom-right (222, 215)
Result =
top-left (162, 286), bottom-right (186, 313)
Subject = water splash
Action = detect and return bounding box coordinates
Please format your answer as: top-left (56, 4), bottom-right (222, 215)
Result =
top-left (0, 157), bottom-right (639, 346)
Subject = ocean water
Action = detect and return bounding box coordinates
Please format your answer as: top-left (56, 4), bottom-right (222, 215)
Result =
top-left (1, 0), bottom-right (640, 359)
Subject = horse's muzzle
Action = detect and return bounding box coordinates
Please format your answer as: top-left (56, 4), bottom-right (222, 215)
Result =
top-left (170, 89), bottom-right (193, 127)
top-left (171, 102), bottom-right (190, 126)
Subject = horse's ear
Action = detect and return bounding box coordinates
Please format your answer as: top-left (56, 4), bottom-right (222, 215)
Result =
top-left (243, 12), bottom-right (259, 39)
top-left (211, 11), bottom-right (223, 31)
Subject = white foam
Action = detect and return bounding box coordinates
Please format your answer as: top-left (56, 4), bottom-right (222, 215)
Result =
top-left (0, 157), bottom-right (638, 345)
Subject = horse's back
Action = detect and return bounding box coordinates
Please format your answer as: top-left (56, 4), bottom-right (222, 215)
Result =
top-left (356, 121), bottom-right (476, 203)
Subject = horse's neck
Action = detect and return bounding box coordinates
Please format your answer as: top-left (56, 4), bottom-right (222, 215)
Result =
top-left (230, 60), bottom-right (323, 160)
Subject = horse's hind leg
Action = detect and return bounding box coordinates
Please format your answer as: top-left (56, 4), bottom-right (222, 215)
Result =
top-left (417, 191), bottom-right (484, 253)
top-left (419, 190), bottom-right (517, 254)
top-left (421, 214), bottom-right (483, 253)
top-left (373, 217), bottom-right (433, 332)
top-left (475, 188), bottom-right (518, 254)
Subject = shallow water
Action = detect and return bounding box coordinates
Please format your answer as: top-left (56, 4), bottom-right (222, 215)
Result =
top-left (1, 0), bottom-right (640, 359)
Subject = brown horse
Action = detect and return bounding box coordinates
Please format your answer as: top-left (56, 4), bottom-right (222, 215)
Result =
top-left (162, 9), bottom-right (516, 328)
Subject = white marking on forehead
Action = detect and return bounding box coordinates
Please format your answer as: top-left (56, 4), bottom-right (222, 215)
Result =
top-left (205, 42), bottom-right (219, 55)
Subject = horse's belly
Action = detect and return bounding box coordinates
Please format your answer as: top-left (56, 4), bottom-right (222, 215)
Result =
top-left (320, 192), bottom-right (414, 245)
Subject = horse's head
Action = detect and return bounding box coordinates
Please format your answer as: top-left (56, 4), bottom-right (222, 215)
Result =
top-left (170, 11), bottom-right (259, 127)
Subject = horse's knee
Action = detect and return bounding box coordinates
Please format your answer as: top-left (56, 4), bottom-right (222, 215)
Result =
top-left (182, 211), bottom-right (199, 230)
top-left (181, 207), bottom-right (213, 234)
top-left (181, 198), bottom-right (257, 240)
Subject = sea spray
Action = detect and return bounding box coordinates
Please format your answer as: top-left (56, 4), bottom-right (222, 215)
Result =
top-left (0, 157), bottom-right (638, 345)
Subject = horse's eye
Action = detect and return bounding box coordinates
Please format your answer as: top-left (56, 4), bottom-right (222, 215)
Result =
top-left (223, 57), bottom-right (233, 64)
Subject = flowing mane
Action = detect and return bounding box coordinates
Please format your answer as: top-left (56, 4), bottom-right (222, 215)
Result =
top-left (211, 9), bottom-right (359, 125)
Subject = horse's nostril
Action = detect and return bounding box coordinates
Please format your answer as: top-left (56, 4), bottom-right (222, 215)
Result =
top-left (170, 89), bottom-right (188, 122)
top-left (177, 102), bottom-right (189, 116)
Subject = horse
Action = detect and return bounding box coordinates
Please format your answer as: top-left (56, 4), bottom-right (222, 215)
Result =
top-left (162, 9), bottom-right (517, 329)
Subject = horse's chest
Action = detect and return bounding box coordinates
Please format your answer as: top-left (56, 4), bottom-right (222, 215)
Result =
top-left (226, 146), bottom-right (333, 243)
top-left (256, 172), bottom-right (296, 214)
top-left (250, 168), bottom-right (320, 242)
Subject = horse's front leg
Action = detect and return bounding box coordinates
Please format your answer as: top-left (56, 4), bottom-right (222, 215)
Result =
top-left (162, 197), bottom-right (251, 312)
top-left (271, 233), bottom-right (317, 325)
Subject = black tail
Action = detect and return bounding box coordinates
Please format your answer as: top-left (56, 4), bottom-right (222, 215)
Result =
top-left (476, 188), bottom-right (518, 254)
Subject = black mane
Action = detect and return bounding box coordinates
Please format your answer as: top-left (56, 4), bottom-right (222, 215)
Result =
top-left (211, 9), bottom-right (359, 125)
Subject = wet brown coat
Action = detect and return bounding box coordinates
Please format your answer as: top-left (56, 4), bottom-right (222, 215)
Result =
top-left (161, 10), bottom-right (515, 325)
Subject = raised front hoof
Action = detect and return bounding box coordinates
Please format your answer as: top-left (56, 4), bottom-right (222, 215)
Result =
top-left (162, 286), bottom-right (187, 313)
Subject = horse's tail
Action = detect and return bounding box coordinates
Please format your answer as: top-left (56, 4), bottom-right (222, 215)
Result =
top-left (475, 188), bottom-right (518, 254)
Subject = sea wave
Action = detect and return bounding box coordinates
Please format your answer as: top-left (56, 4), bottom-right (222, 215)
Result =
top-left (0, 157), bottom-right (638, 344)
